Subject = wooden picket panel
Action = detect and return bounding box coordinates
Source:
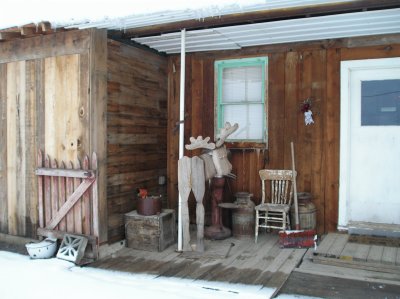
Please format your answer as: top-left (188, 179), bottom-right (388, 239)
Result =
top-left (74, 159), bottom-right (82, 234)
top-left (66, 161), bottom-right (74, 233)
top-left (37, 151), bottom-right (44, 229)
top-left (58, 162), bottom-right (67, 232)
top-left (36, 150), bottom-right (99, 260)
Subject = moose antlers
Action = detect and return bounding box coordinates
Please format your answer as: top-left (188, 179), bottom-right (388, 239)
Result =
top-left (185, 136), bottom-right (216, 150)
top-left (215, 122), bottom-right (239, 148)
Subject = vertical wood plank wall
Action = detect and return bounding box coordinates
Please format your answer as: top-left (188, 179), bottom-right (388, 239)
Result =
top-left (167, 35), bottom-right (400, 234)
top-left (107, 40), bottom-right (168, 243)
top-left (0, 29), bottom-right (107, 240)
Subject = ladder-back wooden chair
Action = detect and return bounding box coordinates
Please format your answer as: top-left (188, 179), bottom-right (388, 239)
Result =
top-left (255, 169), bottom-right (296, 243)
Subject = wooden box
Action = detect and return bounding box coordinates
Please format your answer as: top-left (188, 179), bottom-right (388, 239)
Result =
top-left (124, 209), bottom-right (176, 252)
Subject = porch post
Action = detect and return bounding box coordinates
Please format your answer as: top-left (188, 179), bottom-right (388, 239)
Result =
top-left (178, 29), bottom-right (186, 252)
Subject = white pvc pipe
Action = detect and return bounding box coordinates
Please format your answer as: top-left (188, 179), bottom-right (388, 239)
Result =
top-left (177, 29), bottom-right (186, 252)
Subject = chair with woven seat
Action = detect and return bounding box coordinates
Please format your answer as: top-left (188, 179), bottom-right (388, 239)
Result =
top-left (255, 169), bottom-right (296, 243)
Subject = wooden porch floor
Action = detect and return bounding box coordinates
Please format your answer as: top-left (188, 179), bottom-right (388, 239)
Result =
top-left (313, 233), bottom-right (400, 271)
top-left (279, 233), bottom-right (400, 298)
top-left (90, 232), bottom-right (307, 289)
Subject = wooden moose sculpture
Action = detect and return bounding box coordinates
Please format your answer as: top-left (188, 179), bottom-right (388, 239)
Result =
top-left (178, 122), bottom-right (238, 252)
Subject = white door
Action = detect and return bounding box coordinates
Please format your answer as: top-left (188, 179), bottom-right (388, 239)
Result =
top-left (339, 57), bottom-right (400, 228)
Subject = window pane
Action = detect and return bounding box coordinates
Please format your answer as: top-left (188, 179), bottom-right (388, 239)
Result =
top-left (361, 79), bottom-right (400, 126)
top-left (222, 65), bottom-right (262, 103)
top-left (223, 104), bottom-right (264, 140)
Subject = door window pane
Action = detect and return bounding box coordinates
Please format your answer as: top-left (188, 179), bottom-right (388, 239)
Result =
top-left (361, 79), bottom-right (400, 126)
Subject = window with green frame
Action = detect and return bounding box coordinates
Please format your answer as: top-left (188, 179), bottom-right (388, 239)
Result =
top-left (215, 57), bottom-right (267, 143)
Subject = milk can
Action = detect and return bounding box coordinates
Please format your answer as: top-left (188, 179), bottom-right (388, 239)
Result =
top-left (231, 192), bottom-right (255, 239)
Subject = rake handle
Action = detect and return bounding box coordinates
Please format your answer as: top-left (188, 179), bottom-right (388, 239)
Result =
top-left (291, 142), bottom-right (300, 230)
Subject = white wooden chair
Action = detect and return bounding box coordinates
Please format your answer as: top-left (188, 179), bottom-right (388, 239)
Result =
top-left (255, 169), bottom-right (296, 243)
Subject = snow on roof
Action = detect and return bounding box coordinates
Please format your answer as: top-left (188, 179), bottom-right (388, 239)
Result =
top-left (1, 0), bottom-right (355, 30)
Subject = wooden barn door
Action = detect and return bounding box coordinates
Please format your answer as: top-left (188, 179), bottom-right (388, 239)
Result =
top-left (339, 57), bottom-right (400, 228)
top-left (0, 53), bottom-right (90, 238)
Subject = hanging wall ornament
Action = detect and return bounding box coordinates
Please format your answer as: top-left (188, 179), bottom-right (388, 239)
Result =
top-left (300, 98), bottom-right (314, 125)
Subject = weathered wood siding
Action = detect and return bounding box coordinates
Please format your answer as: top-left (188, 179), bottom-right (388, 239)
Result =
top-left (0, 29), bottom-right (107, 241)
top-left (167, 34), bottom-right (400, 234)
top-left (107, 40), bottom-right (168, 243)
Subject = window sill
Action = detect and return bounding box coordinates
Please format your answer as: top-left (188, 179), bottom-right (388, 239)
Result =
top-left (225, 142), bottom-right (267, 150)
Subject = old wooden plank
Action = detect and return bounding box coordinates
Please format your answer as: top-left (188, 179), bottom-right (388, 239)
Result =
top-left (43, 56), bottom-right (57, 159)
top-left (51, 159), bottom-right (59, 231)
top-left (310, 49), bottom-right (326, 233)
top-left (312, 255), bottom-right (400, 275)
top-left (16, 60), bottom-right (27, 236)
top-left (91, 29), bottom-right (107, 244)
top-left (267, 248), bottom-right (307, 290)
top-left (0, 29), bottom-right (91, 64)
top-left (267, 53), bottom-right (285, 170)
top-left (24, 60), bottom-right (39, 237)
top-left (58, 162), bottom-right (67, 231)
top-left (325, 233), bottom-right (348, 258)
top-left (35, 59), bottom-right (45, 149)
top-left (283, 51), bottom-right (299, 170)
top-left (340, 242), bottom-right (360, 261)
top-left (352, 243), bottom-right (371, 262)
top-left (367, 245), bottom-right (384, 264)
top-left (297, 50), bottom-right (313, 195)
top-left (108, 133), bottom-right (160, 145)
top-left (66, 161), bottom-right (75, 233)
top-left (298, 250), bottom-right (400, 284)
top-left (324, 48), bottom-right (340, 232)
top-left (280, 271), bottom-right (400, 299)
top-left (36, 151), bottom-right (44, 229)
top-left (78, 52), bottom-right (90, 163)
top-left (382, 246), bottom-right (397, 265)
top-left (44, 54), bottom-right (81, 163)
top-left (191, 58), bottom-right (204, 138)
top-left (6, 61), bottom-right (18, 235)
top-left (35, 168), bottom-right (94, 178)
top-left (43, 156), bottom-right (52, 227)
top-left (167, 56), bottom-right (180, 210)
top-left (315, 233), bottom-right (338, 256)
top-left (255, 248), bottom-right (295, 286)
top-left (341, 44), bottom-right (400, 61)
top-left (196, 239), bottom-right (252, 281)
top-left (0, 63), bottom-right (8, 233)
top-left (73, 159), bottom-right (83, 234)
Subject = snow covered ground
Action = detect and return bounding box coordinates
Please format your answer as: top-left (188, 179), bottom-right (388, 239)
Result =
top-left (0, 250), bottom-right (319, 299)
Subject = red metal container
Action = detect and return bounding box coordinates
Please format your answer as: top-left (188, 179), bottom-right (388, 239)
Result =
top-left (137, 196), bottom-right (162, 216)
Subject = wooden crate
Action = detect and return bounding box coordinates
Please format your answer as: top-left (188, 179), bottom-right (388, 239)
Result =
top-left (124, 209), bottom-right (176, 252)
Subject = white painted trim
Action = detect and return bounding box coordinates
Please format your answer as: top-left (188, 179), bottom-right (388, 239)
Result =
top-left (177, 29), bottom-right (186, 252)
top-left (339, 57), bottom-right (400, 229)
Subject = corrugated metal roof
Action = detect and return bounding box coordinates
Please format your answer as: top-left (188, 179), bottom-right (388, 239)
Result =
top-left (132, 8), bottom-right (400, 53)
top-left (66, 0), bottom-right (355, 30)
